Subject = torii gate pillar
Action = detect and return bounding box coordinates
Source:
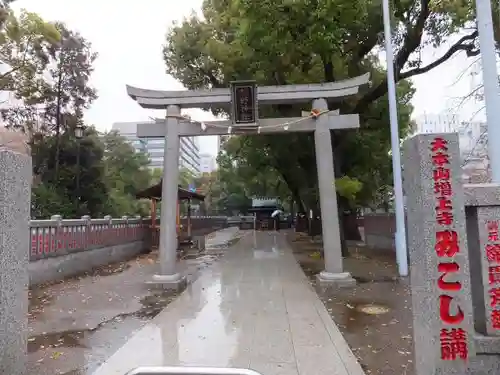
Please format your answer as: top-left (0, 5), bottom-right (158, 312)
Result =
top-left (313, 98), bottom-right (355, 287)
top-left (127, 73), bottom-right (370, 289)
top-left (149, 104), bottom-right (185, 289)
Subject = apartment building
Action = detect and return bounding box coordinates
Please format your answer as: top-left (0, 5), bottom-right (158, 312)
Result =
top-left (112, 121), bottom-right (201, 174)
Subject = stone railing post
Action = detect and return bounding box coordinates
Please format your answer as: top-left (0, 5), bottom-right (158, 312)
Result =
top-left (51, 214), bottom-right (62, 221)
top-left (51, 215), bottom-right (63, 253)
top-left (0, 131), bottom-right (31, 375)
top-left (134, 215), bottom-right (142, 241)
top-left (81, 215), bottom-right (91, 249)
top-left (122, 215), bottom-right (128, 241)
top-left (104, 215), bottom-right (112, 246)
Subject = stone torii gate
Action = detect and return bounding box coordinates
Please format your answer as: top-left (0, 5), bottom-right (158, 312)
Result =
top-left (126, 74), bottom-right (370, 289)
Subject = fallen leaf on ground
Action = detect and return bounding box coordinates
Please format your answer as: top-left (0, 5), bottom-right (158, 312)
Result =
top-left (50, 351), bottom-right (63, 360)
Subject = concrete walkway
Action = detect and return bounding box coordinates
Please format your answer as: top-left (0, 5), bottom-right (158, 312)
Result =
top-left (92, 231), bottom-right (365, 375)
top-left (205, 226), bottom-right (242, 249)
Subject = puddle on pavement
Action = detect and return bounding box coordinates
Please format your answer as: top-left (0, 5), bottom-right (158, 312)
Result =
top-left (28, 291), bottom-right (180, 356)
top-left (59, 370), bottom-right (84, 375)
top-left (356, 303), bottom-right (391, 315)
top-left (289, 235), bottom-right (415, 375)
top-left (29, 289), bottom-right (55, 319)
top-left (28, 330), bottom-right (88, 353)
top-left (88, 262), bottom-right (132, 276)
top-left (207, 236), bottom-right (243, 249)
top-left (325, 298), bottom-right (392, 333)
top-left (182, 253), bottom-right (220, 261)
top-left (28, 248), bottom-right (226, 375)
top-left (137, 290), bottom-right (178, 319)
top-left (135, 252), bottom-right (223, 319)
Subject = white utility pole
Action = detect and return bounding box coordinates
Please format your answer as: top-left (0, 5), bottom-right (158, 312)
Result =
top-left (382, 0), bottom-right (408, 276)
top-left (475, 0), bottom-right (500, 182)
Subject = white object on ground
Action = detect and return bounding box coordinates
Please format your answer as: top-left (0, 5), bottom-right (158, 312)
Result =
top-left (271, 209), bottom-right (283, 218)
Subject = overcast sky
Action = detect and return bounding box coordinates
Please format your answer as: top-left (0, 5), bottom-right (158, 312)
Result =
top-left (13, 0), bottom-right (483, 155)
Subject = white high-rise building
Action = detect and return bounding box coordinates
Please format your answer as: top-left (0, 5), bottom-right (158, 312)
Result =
top-left (199, 153), bottom-right (217, 173)
top-left (112, 121), bottom-right (201, 174)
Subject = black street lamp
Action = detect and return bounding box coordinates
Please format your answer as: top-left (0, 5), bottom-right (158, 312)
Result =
top-left (75, 124), bottom-right (84, 206)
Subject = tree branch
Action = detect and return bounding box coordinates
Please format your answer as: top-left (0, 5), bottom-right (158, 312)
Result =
top-left (323, 59), bottom-right (334, 81)
top-left (198, 67), bottom-right (223, 88)
top-left (399, 30), bottom-right (479, 79)
top-left (0, 34), bottom-right (35, 89)
top-left (394, 0), bottom-right (430, 74)
top-left (353, 29), bottom-right (478, 114)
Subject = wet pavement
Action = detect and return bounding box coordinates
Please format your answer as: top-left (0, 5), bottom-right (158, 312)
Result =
top-left (28, 228), bottom-right (244, 375)
top-left (92, 231), bottom-right (365, 375)
top-left (205, 226), bottom-right (241, 248)
top-left (289, 233), bottom-right (414, 375)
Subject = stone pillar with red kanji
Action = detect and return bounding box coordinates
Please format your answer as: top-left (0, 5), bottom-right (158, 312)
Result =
top-left (463, 183), bottom-right (500, 337)
top-left (403, 133), bottom-right (475, 375)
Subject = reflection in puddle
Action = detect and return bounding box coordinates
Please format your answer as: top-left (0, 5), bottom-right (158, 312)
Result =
top-left (329, 299), bottom-right (392, 333)
top-left (356, 303), bottom-right (390, 315)
top-left (59, 370), bottom-right (84, 375)
top-left (28, 249), bottom-right (227, 374)
top-left (137, 290), bottom-right (178, 319)
top-left (177, 280), bottom-right (239, 366)
top-left (253, 247), bottom-right (280, 259)
top-left (28, 330), bottom-right (88, 353)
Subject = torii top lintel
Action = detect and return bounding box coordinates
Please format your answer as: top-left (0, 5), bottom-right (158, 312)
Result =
top-left (126, 73), bottom-right (370, 110)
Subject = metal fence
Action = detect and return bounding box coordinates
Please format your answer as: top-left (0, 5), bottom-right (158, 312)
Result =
top-left (30, 215), bottom-right (148, 261)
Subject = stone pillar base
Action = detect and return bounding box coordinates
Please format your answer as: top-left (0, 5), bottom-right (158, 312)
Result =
top-left (315, 271), bottom-right (356, 289)
top-left (146, 273), bottom-right (187, 292)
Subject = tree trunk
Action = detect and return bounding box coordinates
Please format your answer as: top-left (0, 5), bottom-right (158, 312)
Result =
top-left (54, 57), bottom-right (64, 182)
top-left (343, 211), bottom-right (362, 241)
top-left (335, 196), bottom-right (348, 257)
top-left (331, 137), bottom-right (351, 257)
top-left (279, 170), bottom-right (305, 214)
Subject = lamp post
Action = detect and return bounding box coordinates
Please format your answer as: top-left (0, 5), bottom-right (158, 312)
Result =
top-left (75, 124), bottom-right (84, 206)
top-left (474, 0), bottom-right (500, 182)
top-left (382, 0), bottom-right (408, 277)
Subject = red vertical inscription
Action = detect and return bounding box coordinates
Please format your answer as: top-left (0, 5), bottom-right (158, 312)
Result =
top-left (431, 136), bottom-right (468, 361)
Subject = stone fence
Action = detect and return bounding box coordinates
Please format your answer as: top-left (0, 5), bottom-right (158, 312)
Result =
top-left (361, 213), bottom-right (396, 250)
top-left (180, 215), bottom-right (229, 232)
top-left (29, 215), bottom-right (150, 285)
top-left (29, 215), bottom-right (229, 286)
top-left (149, 216), bottom-right (229, 248)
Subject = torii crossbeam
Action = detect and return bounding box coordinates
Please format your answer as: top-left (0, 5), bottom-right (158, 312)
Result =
top-left (126, 74), bottom-right (370, 290)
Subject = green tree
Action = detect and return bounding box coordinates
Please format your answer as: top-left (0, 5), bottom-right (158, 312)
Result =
top-left (0, 19), bottom-right (109, 219)
top-left (46, 23), bottom-right (98, 178)
top-left (163, 0), bottom-right (448, 249)
top-left (30, 127), bottom-right (108, 218)
top-left (217, 136), bottom-right (291, 209)
top-left (0, 9), bottom-right (59, 95)
top-left (2, 22), bottom-right (97, 181)
top-left (193, 171), bottom-right (224, 214)
top-left (101, 130), bottom-right (152, 217)
top-left (150, 168), bottom-right (163, 184)
top-left (178, 167), bottom-right (196, 187)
